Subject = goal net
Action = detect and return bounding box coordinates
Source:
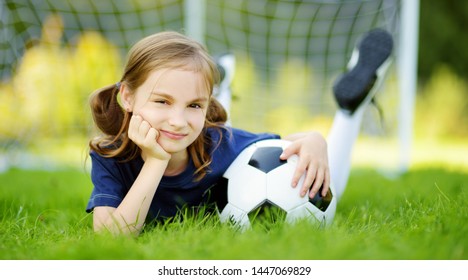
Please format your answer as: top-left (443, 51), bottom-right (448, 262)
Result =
top-left (204, 0), bottom-right (400, 134)
top-left (0, 0), bottom-right (404, 169)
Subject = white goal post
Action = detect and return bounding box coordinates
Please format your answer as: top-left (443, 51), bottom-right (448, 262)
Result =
top-left (397, 0), bottom-right (419, 172)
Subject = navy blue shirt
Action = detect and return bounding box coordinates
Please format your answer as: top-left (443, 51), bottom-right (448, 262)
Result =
top-left (86, 127), bottom-right (279, 221)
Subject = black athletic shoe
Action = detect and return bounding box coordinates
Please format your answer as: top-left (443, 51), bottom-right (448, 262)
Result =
top-left (333, 28), bottom-right (394, 115)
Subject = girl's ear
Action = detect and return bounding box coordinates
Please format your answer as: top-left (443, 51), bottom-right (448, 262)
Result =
top-left (119, 84), bottom-right (133, 112)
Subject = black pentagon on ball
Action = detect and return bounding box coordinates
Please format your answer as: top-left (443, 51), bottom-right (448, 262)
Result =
top-left (309, 186), bottom-right (333, 212)
top-left (248, 200), bottom-right (287, 226)
top-left (248, 147), bottom-right (287, 173)
top-left (205, 177), bottom-right (229, 210)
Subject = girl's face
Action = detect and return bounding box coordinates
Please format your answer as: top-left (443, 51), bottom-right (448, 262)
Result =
top-left (123, 68), bottom-right (209, 156)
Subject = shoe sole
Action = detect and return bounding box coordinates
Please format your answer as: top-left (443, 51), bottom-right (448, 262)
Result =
top-left (333, 29), bottom-right (393, 114)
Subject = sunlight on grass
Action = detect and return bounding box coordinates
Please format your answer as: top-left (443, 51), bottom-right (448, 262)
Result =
top-left (4, 136), bottom-right (466, 174)
top-left (352, 137), bottom-right (468, 172)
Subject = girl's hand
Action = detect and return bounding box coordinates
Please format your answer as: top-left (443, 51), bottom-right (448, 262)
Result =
top-left (280, 132), bottom-right (330, 199)
top-left (128, 115), bottom-right (171, 161)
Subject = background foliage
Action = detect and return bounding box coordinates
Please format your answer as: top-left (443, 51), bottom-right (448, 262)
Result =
top-left (418, 0), bottom-right (468, 82)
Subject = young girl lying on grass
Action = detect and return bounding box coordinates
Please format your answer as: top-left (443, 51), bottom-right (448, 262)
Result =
top-left (86, 29), bottom-right (393, 235)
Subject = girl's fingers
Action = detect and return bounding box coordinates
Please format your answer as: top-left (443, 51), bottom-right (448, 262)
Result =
top-left (128, 115), bottom-right (140, 139)
top-left (291, 159), bottom-right (308, 188)
top-left (127, 115), bottom-right (169, 161)
top-left (129, 115), bottom-right (153, 146)
top-left (299, 162), bottom-right (316, 196)
top-left (146, 127), bottom-right (158, 144)
top-left (280, 144), bottom-right (296, 160)
top-left (138, 119), bottom-right (151, 137)
top-left (280, 136), bottom-right (330, 198)
top-left (308, 168), bottom-right (325, 199)
top-left (322, 169), bottom-right (331, 197)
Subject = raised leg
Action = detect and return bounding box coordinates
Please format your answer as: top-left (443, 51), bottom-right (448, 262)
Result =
top-left (327, 28), bottom-right (394, 201)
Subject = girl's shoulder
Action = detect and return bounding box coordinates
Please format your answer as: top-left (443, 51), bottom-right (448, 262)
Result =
top-left (205, 126), bottom-right (280, 153)
top-left (206, 126), bottom-right (279, 140)
top-left (89, 149), bottom-right (143, 170)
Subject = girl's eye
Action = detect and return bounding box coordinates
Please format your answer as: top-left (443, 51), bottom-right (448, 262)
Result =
top-left (189, 103), bottom-right (202, 109)
top-left (154, 100), bottom-right (168, 105)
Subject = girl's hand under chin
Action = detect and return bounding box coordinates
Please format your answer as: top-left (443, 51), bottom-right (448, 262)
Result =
top-left (128, 115), bottom-right (171, 162)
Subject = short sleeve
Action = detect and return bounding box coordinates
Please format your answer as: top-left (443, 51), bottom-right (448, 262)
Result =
top-left (86, 152), bottom-right (127, 213)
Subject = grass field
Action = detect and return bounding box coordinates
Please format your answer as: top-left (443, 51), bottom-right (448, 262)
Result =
top-left (1, 162), bottom-right (467, 260)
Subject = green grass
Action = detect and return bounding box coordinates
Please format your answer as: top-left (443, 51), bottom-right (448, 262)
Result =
top-left (0, 166), bottom-right (467, 260)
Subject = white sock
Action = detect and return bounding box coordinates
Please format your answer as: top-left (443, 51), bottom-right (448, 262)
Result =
top-left (327, 106), bottom-right (365, 201)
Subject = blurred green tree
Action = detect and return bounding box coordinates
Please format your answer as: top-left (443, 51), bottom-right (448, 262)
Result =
top-left (419, 0), bottom-right (468, 82)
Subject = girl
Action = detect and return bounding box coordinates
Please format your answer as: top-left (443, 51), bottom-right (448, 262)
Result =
top-left (87, 29), bottom-right (393, 236)
top-left (87, 31), bottom-right (330, 235)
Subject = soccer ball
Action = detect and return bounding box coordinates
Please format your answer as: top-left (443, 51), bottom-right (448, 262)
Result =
top-left (217, 139), bottom-right (336, 229)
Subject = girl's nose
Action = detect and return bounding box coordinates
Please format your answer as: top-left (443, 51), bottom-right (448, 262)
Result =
top-left (167, 108), bottom-right (187, 128)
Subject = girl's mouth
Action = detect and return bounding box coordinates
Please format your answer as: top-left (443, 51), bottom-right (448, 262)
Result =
top-left (160, 130), bottom-right (188, 140)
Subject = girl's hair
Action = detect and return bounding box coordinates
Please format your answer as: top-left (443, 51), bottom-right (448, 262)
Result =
top-left (89, 31), bottom-right (227, 180)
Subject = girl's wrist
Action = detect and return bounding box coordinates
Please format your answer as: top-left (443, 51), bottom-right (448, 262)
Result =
top-left (141, 149), bottom-right (171, 162)
top-left (143, 156), bottom-right (170, 167)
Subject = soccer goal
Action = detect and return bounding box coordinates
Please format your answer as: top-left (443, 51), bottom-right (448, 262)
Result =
top-left (0, 0), bottom-right (418, 172)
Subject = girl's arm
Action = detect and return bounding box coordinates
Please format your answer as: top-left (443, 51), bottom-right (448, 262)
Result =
top-left (93, 115), bottom-right (171, 235)
top-left (280, 131), bottom-right (330, 199)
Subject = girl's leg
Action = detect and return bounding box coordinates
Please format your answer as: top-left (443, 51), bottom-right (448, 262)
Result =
top-left (327, 28), bottom-right (394, 201)
top-left (327, 107), bottom-right (365, 201)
